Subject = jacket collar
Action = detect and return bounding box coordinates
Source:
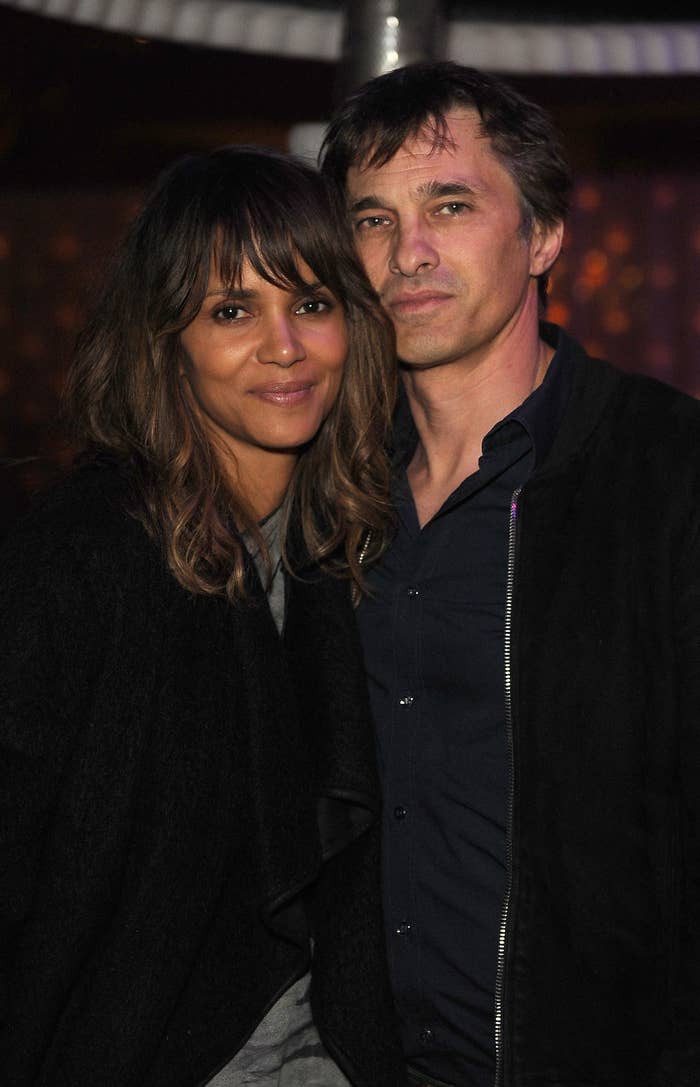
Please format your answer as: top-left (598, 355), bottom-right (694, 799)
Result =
top-left (537, 323), bottom-right (624, 475)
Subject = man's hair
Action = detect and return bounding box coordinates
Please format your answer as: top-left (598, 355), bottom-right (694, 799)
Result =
top-left (64, 145), bottom-right (396, 600)
top-left (320, 61), bottom-right (573, 307)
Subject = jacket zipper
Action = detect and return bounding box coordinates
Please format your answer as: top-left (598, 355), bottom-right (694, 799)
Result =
top-left (351, 529), bottom-right (372, 607)
top-left (358, 529), bottom-right (372, 566)
top-left (494, 486), bottom-right (521, 1087)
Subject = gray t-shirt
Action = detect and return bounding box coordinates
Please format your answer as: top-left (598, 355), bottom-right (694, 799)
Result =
top-left (206, 972), bottom-right (351, 1086)
top-left (243, 504), bottom-right (286, 635)
top-left (207, 512), bottom-right (351, 1086)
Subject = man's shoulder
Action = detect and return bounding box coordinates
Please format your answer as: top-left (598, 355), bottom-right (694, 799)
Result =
top-left (577, 359), bottom-right (700, 515)
top-left (553, 325), bottom-right (700, 445)
top-left (599, 363), bottom-right (700, 444)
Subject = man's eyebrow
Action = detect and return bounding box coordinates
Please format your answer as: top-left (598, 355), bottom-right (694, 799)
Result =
top-left (349, 180), bottom-right (478, 215)
top-left (349, 195), bottom-right (389, 214)
top-left (416, 179), bottom-right (478, 200)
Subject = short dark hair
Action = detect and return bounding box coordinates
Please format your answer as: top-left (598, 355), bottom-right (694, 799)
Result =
top-left (320, 61), bottom-right (573, 306)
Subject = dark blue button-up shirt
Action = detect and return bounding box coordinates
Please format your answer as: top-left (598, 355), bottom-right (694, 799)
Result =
top-left (357, 337), bottom-right (572, 1086)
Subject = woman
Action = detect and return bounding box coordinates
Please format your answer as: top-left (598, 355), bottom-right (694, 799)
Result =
top-left (0, 146), bottom-right (403, 1086)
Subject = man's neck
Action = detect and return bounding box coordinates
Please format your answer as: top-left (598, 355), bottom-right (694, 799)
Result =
top-left (403, 333), bottom-right (553, 528)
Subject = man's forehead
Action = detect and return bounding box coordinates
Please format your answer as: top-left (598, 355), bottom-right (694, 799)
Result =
top-left (346, 109), bottom-right (491, 195)
top-left (350, 109), bottom-right (484, 170)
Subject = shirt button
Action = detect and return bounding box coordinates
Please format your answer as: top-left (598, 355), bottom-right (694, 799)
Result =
top-left (419, 1027), bottom-right (434, 1045)
top-left (393, 805), bottom-right (407, 820)
top-left (398, 694), bottom-right (414, 707)
top-left (395, 920), bottom-right (411, 936)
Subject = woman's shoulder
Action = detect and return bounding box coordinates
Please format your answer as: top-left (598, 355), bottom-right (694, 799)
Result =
top-left (1, 457), bottom-right (153, 587)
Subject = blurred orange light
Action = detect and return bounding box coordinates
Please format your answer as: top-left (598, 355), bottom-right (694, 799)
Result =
top-left (547, 301), bottom-right (571, 326)
top-left (575, 184), bottom-right (601, 212)
top-left (649, 262), bottom-right (676, 290)
top-left (604, 226), bottom-right (632, 256)
top-left (50, 234), bottom-right (81, 261)
top-left (603, 308), bottom-right (630, 334)
top-left (619, 265), bottom-right (644, 291)
top-left (652, 183), bottom-right (678, 209)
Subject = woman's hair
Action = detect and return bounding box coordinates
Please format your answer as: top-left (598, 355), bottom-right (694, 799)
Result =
top-left (64, 144), bottom-right (397, 600)
top-left (320, 61), bottom-right (572, 309)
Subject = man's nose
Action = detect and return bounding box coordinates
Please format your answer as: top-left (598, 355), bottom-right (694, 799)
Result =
top-left (255, 314), bottom-right (306, 367)
top-left (389, 221), bottom-right (439, 277)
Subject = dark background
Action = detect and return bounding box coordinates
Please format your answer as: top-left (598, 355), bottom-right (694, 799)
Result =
top-left (2, 6), bottom-right (699, 183)
top-left (1, 4), bottom-right (699, 533)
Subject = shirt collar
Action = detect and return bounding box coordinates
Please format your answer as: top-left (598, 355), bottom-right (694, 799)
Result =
top-left (391, 322), bottom-right (573, 470)
top-left (485, 322), bottom-right (573, 467)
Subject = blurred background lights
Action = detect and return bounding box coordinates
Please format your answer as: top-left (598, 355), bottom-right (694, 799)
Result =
top-left (649, 261), bottom-right (677, 289)
top-left (575, 185), bottom-right (602, 212)
top-left (604, 226), bottom-right (632, 255)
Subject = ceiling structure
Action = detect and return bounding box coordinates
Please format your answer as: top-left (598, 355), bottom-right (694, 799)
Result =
top-left (1, 0), bottom-right (699, 75)
top-left (1, 0), bottom-right (697, 186)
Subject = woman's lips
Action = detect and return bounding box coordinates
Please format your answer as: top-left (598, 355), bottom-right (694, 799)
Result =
top-left (251, 381), bottom-right (316, 405)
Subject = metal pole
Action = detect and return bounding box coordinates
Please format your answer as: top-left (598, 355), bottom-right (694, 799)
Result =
top-left (288, 0), bottom-right (448, 161)
top-left (333, 0), bottom-right (448, 104)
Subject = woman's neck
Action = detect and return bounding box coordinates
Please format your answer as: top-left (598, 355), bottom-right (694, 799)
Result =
top-left (219, 445), bottom-right (297, 522)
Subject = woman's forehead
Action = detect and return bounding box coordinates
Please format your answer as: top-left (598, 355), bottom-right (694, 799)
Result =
top-left (208, 239), bottom-right (323, 289)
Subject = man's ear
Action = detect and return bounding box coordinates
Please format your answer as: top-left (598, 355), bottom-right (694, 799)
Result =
top-left (529, 219), bottom-right (564, 277)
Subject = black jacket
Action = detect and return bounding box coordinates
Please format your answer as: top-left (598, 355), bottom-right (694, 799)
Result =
top-left (500, 327), bottom-right (700, 1085)
top-left (0, 463), bottom-right (404, 1087)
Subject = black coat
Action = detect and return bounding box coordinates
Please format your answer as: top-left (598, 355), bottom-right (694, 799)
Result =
top-left (0, 463), bottom-right (404, 1087)
top-left (501, 327), bottom-right (700, 1085)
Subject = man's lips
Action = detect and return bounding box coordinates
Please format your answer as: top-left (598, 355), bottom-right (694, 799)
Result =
top-left (384, 289), bottom-right (454, 316)
top-left (250, 381), bottom-right (316, 405)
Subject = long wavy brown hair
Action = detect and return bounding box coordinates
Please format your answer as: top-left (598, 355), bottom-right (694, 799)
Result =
top-left (64, 145), bottom-right (397, 600)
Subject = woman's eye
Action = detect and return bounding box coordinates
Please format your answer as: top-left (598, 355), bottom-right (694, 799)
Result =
top-left (213, 303), bottom-right (247, 321)
top-left (295, 297), bottom-right (332, 316)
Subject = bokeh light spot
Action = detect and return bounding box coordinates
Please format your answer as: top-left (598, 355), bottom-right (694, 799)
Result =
top-left (50, 234), bottom-right (81, 261)
top-left (575, 184), bottom-right (601, 212)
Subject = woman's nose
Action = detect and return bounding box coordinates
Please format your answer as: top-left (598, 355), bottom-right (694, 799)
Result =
top-left (255, 314), bottom-right (307, 367)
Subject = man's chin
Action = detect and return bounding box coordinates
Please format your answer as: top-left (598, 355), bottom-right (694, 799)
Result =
top-left (398, 352), bottom-right (455, 372)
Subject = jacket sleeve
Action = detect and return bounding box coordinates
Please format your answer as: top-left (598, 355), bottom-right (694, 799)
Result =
top-left (653, 514), bottom-right (700, 1084)
top-left (0, 519), bottom-right (90, 1032)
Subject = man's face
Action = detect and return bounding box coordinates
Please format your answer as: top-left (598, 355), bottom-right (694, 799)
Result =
top-left (346, 109), bottom-right (558, 373)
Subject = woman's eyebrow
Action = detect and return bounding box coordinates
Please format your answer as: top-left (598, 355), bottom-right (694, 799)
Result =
top-left (204, 287), bottom-right (256, 300)
top-left (203, 280), bottom-right (325, 300)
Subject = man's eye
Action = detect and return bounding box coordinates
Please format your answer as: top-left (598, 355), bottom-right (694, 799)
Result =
top-left (355, 215), bottom-right (391, 232)
top-left (436, 202), bottom-right (469, 216)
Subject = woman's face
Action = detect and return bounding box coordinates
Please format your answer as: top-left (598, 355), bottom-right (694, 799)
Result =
top-left (180, 254), bottom-right (348, 478)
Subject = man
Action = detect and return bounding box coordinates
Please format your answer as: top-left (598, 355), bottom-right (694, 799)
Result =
top-left (320, 61), bottom-right (700, 1087)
